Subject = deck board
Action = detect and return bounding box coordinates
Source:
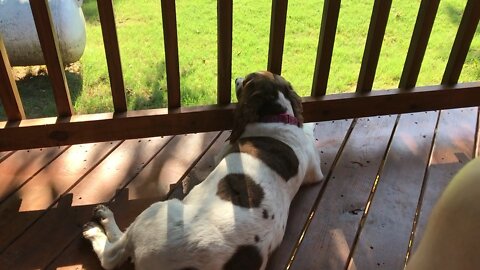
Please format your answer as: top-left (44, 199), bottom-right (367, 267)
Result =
top-left (347, 111), bottom-right (438, 270)
top-left (0, 151), bottom-right (13, 162)
top-left (0, 141), bottom-right (122, 253)
top-left (46, 132), bottom-right (220, 269)
top-left (0, 146), bottom-right (68, 201)
top-left (409, 108), bottom-right (478, 255)
top-left (289, 116), bottom-right (397, 270)
top-left (0, 112), bottom-right (478, 269)
top-left (267, 119), bottom-right (354, 270)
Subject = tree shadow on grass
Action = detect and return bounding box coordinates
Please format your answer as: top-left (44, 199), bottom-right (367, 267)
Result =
top-left (81, 0), bottom-right (126, 24)
top-left (133, 61), bottom-right (207, 110)
top-left (444, 2), bottom-right (480, 35)
top-left (0, 69), bottom-right (83, 121)
top-left (132, 61), bottom-right (168, 110)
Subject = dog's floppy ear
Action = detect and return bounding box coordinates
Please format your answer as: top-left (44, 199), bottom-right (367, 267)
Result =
top-left (283, 80), bottom-right (304, 127)
top-left (229, 87), bottom-right (273, 143)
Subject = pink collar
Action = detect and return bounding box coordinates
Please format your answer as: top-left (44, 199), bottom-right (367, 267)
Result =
top-left (260, 113), bottom-right (299, 126)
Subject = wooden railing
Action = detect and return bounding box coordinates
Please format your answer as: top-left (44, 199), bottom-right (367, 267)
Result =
top-left (1, 0), bottom-right (480, 151)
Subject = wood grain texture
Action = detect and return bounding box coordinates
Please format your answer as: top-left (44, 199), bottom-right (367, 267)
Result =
top-left (408, 108), bottom-right (477, 257)
top-left (29, 0), bottom-right (73, 116)
top-left (289, 116), bottom-right (397, 270)
top-left (97, 0), bottom-right (127, 112)
top-left (347, 112), bottom-right (438, 270)
top-left (0, 36), bottom-right (25, 120)
top-left (2, 82), bottom-right (480, 152)
top-left (267, 119), bottom-right (353, 270)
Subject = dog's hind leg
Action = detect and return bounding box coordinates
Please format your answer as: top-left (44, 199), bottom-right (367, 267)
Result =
top-left (93, 204), bottom-right (123, 242)
top-left (83, 205), bottom-right (129, 269)
top-left (83, 222), bottom-right (129, 269)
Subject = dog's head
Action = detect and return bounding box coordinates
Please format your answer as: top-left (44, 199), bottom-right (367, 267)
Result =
top-left (229, 71), bottom-right (303, 143)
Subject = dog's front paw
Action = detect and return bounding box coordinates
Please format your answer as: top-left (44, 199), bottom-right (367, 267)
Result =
top-left (93, 204), bottom-right (114, 224)
top-left (83, 221), bottom-right (104, 240)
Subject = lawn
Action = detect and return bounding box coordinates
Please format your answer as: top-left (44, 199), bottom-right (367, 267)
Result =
top-left (1, 0), bottom-right (479, 120)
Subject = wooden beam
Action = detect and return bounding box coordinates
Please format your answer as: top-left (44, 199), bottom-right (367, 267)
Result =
top-left (1, 82), bottom-right (480, 151)
top-left (161, 0), bottom-right (181, 108)
top-left (311, 0), bottom-right (341, 97)
top-left (442, 0), bottom-right (480, 85)
top-left (29, 0), bottom-right (73, 117)
top-left (267, 0), bottom-right (288, 75)
top-left (0, 35), bottom-right (25, 121)
top-left (97, 0), bottom-right (127, 112)
top-left (217, 0), bottom-right (233, 105)
top-left (399, 0), bottom-right (440, 89)
top-left (356, 0), bottom-right (392, 93)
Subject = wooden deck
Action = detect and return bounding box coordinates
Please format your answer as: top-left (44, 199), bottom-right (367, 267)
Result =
top-left (0, 108), bottom-right (478, 270)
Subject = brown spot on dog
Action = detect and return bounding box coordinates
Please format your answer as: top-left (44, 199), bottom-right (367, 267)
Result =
top-left (227, 137), bottom-right (299, 181)
top-left (223, 245), bottom-right (262, 270)
top-left (262, 209), bottom-right (269, 219)
top-left (254, 235), bottom-right (260, 242)
top-left (217, 174), bottom-right (264, 208)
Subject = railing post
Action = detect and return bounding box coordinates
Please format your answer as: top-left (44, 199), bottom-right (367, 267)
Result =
top-left (442, 0), bottom-right (480, 85)
top-left (217, 0), bottom-right (233, 105)
top-left (0, 35), bottom-right (25, 121)
top-left (30, 0), bottom-right (73, 117)
top-left (399, 0), bottom-right (440, 89)
top-left (356, 0), bottom-right (392, 93)
top-left (97, 0), bottom-right (128, 112)
top-left (267, 0), bottom-right (288, 75)
top-left (161, 0), bottom-right (181, 109)
top-left (311, 0), bottom-right (341, 97)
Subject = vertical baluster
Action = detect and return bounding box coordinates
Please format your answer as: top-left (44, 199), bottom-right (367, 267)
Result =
top-left (311, 0), bottom-right (341, 97)
top-left (399, 0), bottom-right (440, 89)
top-left (97, 0), bottom-right (127, 112)
top-left (161, 0), bottom-right (181, 109)
top-left (0, 36), bottom-right (25, 121)
top-left (217, 0), bottom-right (233, 105)
top-left (30, 0), bottom-right (73, 117)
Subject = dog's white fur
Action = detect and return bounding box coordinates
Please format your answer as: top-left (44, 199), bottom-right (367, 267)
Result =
top-left (83, 71), bottom-right (324, 270)
top-left (406, 157), bottom-right (480, 270)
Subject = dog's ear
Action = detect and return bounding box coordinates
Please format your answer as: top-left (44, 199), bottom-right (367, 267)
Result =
top-left (229, 88), bottom-right (273, 143)
top-left (283, 81), bottom-right (303, 127)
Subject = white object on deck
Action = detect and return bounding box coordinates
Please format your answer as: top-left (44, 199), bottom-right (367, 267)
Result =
top-left (0, 0), bottom-right (86, 66)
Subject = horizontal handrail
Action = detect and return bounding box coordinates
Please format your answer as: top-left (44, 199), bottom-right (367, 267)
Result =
top-left (1, 82), bottom-right (480, 151)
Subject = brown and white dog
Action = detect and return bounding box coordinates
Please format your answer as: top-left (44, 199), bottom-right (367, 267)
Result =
top-left (83, 71), bottom-right (324, 270)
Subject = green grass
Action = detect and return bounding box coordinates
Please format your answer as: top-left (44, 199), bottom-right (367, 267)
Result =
top-left (1, 0), bottom-right (479, 120)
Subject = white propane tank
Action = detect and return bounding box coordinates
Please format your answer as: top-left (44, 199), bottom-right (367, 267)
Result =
top-left (0, 0), bottom-right (86, 66)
